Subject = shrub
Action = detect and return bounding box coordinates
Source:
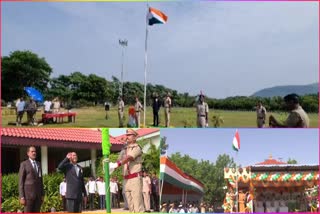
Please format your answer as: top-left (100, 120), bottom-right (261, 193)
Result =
top-left (1, 173), bottom-right (19, 200)
top-left (2, 173), bottom-right (64, 212)
top-left (41, 195), bottom-right (62, 212)
top-left (1, 197), bottom-right (23, 212)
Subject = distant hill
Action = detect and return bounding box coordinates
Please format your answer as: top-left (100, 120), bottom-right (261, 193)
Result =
top-left (252, 83), bottom-right (318, 97)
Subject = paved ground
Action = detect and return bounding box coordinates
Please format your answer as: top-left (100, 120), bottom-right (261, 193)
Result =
top-left (82, 208), bottom-right (130, 213)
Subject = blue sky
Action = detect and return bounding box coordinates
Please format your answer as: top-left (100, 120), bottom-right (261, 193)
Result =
top-left (161, 128), bottom-right (319, 166)
top-left (2, 1), bottom-right (318, 98)
top-left (110, 128), bottom-right (130, 137)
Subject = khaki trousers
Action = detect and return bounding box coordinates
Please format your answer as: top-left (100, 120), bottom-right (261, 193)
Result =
top-left (165, 108), bottom-right (170, 127)
top-left (125, 177), bottom-right (145, 212)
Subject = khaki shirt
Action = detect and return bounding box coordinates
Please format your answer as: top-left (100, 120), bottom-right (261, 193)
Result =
top-left (285, 106), bottom-right (310, 128)
top-left (196, 102), bottom-right (209, 116)
top-left (256, 106), bottom-right (266, 119)
top-left (124, 143), bottom-right (143, 176)
top-left (142, 176), bottom-right (151, 192)
top-left (118, 100), bottom-right (124, 112)
top-left (134, 101), bottom-right (143, 112)
top-left (164, 97), bottom-right (171, 108)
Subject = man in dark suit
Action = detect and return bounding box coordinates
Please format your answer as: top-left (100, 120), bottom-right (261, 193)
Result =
top-left (19, 146), bottom-right (44, 212)
top-left (152, 94), bottom-right (161, 126)
top-left (58, 152), bottom-right (87, 213)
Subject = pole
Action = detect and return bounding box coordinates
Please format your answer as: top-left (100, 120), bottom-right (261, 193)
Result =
top-left (160, 178), bottom-right (164, 206)
top-left (143, 6), bottom-right (149, 128)
top-left (101, 128), bottom-right (111, 213)
top-left (120, 46), bottom-right (124, 97)
top-left (119, 39), bottom-right (127, 98)
top-left (235, 152), bottom-right (238, 213)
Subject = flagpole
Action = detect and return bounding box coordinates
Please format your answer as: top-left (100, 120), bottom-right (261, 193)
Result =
top-left (143, 6), bottom-right (149, 128)
top-left (235, 151), bottom-right (238, 213)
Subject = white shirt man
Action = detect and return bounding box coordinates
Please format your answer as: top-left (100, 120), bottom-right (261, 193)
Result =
top-left (87, 178), bottom-right (96, 210)
top-left (96, 178), bottom-right (106, 209)
top-left (59, 179), bottom-right (67, 211)
top-left (44, 100), bottom-right (52, 113)
top-left (59, 180), bottom-right (66, 196)
top-left (110, 179), bottom-right (119, 208)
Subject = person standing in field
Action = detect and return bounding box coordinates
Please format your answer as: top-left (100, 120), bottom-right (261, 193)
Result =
top-left (256, 101), bottom-right (267, 128)
top-left (196, 93), bottom-right (209, 128)
top-left (164, 92), bottom-right (172, 127)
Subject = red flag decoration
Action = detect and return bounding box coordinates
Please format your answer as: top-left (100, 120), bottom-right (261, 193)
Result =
top-left (147, 7), bottom-right (168, 26)
top-left (232, 130), bottom-right (240, 152)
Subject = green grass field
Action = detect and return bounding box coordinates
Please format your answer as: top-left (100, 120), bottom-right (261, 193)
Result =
top-left (2, 107), bottom-right (318, 128)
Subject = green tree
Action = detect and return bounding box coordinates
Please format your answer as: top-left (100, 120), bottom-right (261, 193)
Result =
top-left (287, 158), bottom-right (298, 164)
top-left (169, 152), bottom-right (235, 204)
top-left (2, 50), bottom-right (53, 102)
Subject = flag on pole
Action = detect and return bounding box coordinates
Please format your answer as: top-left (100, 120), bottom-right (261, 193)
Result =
top-left (147, 7), bottom-right (168, 26)
top-left (232, 130), bottom-right (240, 151)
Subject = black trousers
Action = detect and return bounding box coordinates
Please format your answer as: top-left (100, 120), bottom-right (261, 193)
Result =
top-left (62, 196), bottom-right (66, 211)
top-left (24, 196), bottom-right (41, 213)
top-left (111, 193), bottom-right (118, 208)
top-left (99, 195), bottom-right (105, 209)
top-left (66, 198), bottom-right (82, 213)
top-left (89, 193), bottom-right (95, 210)
top-left (152, 192), bottom-right (159, 211)
top-left (153, 111), bottom-right (159, 126)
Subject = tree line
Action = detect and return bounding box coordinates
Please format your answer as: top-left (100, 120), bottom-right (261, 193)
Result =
top-left (2, 50), bottom-right (318, 112)
top-left (169, 152), bottom-right (236, 204)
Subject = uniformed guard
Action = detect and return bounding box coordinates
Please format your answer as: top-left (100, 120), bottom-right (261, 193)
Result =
top-left (118, 96), bottom-right (125, 128)
top-left (256, 101), bottom-right (267, 128)
top-left (164, 92), bottom-right (172, 127)
top-left (196, 93), bottom-right (209, 128)
top-left (109, 129), bottom-right (145, 212)
top-left (269, 93), bottom-right (310, 128)
top-left (134, 97), bottom-right (143, 128)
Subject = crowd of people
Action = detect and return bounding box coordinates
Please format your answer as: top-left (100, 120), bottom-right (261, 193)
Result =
top-left (160, 201), bottom-right (217, 213)
top-left (14, 96), bottom-right (62, 126)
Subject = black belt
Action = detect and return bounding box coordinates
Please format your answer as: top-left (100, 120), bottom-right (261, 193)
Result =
top-left (199, 115), bottom-right (206, 117)
top-left (135, 111), bottom-right (140, 112)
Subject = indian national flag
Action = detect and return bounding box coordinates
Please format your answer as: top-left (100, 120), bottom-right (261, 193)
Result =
top-left (147, 7), bottom-right (168, 26)
top-left (232, 130), bottom-right (240, 152)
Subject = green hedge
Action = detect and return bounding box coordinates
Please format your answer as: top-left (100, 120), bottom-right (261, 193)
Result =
top-left (1, 173), bottom-right (64, 212)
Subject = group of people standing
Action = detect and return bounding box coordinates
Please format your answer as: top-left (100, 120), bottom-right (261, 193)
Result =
top-left (15, 97), bottom-right (37, 126)
top-left (116, 92), bottom-right (210, 128)
top-left (256, 93), bottom-right (310, 128)
top-left (15, 97), bottom-right (61, 126)
top-left (116, 92), bottom-right (172, 128)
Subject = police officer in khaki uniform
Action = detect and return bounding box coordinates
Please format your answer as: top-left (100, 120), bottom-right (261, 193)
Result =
top-left (164, 92), bottom-right (172, 127)
top-left (196, 94), bottom-right (209, 128)
top-left (134, 97), bottom-right (144, 128)
top-left (109, 129), bottom-right (145, 212)
top-left (269, 93), bottom-right (310, 128)
top-left (118, 97), bottom-right (125, 127)
top-left (256, 101), bottom-right (267, 128)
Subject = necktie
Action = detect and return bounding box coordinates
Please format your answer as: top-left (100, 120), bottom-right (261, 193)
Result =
top-left (33, 161), bottom-right (38, 174)
top-left (74, 165), bottom-right (79, 176)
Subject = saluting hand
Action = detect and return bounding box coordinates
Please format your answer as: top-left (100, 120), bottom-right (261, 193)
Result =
top-left (66, 152), bottom-right (72, 159)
